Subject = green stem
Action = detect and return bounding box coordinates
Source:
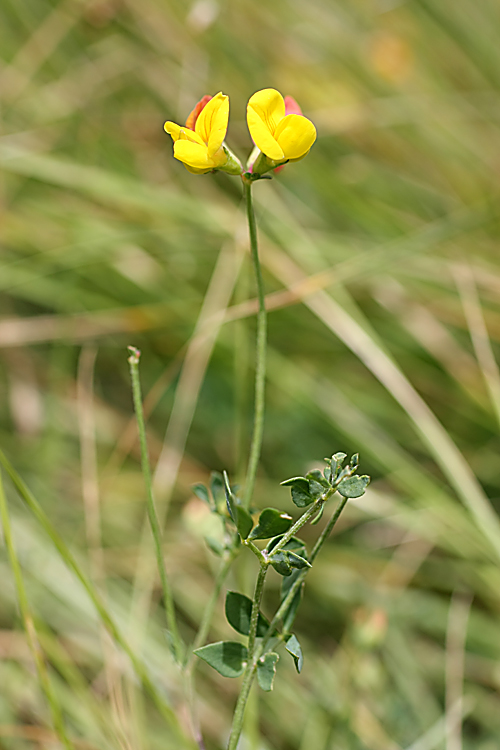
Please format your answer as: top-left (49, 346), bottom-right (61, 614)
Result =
top-left (242, 180), bottom-right (267, 511)
top-left (128, 347), bottom-right (184, 662)
top-left (183, 552), bottom-right (236, 749)
top-left (227, 563), bottom-right (268, 750)
top-left (0, 448), bottom-right (191, 745)
top-left (0, 471), bottom-right (73, 749)
top-left (269, 488), bottom-right (335, 558)
top-left (260, 494), bottom-right (350, 654)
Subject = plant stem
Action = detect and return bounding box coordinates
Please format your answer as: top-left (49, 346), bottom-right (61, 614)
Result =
top-left (227, 563), bottom-right (268, 750)
top-left (128, 347), bottom-right (184, 662)
top-left (260, 494), bottom-right (350, 654)
top-left (0, 448), bottom-right (191, 744)
top-left (242, 180), bottom-right (267, 511)
top-left (269, 489), bottom-right (335, 558)
top-left (0, 471), bottom-right (73, 749)
top-left (309, 494), bottom-right (349, 564)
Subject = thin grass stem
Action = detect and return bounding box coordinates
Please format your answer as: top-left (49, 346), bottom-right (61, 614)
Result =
top-left (0, 448), bottom-right (191, 746)
top-left (127, 346), bottom-right (184, 662)
top-left (0, 471), bottom-right (73, 750)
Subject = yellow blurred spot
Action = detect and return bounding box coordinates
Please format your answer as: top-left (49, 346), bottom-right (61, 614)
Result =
top-left (368, 32), bottom-right (413, 84)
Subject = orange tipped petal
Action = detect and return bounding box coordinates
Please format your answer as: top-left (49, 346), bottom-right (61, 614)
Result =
top-left (284, 95), bottom-right (302, 116)
top-left (185, 95), bottom-right (212, 130)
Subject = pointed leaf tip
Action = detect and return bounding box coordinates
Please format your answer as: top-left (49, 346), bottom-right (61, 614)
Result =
top-left (194, 641), bottom-right (248, 678)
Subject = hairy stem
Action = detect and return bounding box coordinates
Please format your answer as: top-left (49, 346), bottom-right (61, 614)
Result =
top-left (242, 180), bottom-right (267, 511)
top-left (227, 563), bottom-right (268, 750)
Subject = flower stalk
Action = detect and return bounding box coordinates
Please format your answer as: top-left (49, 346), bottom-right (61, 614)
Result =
top-left (242, 180), bottom-right (267, 511)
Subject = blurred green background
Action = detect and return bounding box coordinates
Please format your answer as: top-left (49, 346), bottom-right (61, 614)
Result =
top-left (2, 0), bottom-right (500, 748)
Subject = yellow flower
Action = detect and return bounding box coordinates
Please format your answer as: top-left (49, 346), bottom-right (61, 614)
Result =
top-left (247, 88), bottom-right (316, 164)
top-left (164, 92), bottom-right (241, 175)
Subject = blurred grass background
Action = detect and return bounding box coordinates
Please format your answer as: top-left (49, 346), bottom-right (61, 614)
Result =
top-left (1, 0), bottom-right (500, 748)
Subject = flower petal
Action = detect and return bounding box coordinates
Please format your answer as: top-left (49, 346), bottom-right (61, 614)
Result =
top-left (284, 95), bottom-right (302, 116)
top-left (274, 114), bottom-right (316, 160)
top-left (178, 128), bottom-right (206, 146)
top-left (195, 92), bottom-right (229, 156)
top-left (164, 121), bottom-right (183, 141)
top-left (173, 140), bottom-right (214, 170)
top-left (247, 88), bottom-right (286, 132)
top-left (247, 106), bottom-right (284, 161)
top-left (185, 95), bottom-right (212, 130)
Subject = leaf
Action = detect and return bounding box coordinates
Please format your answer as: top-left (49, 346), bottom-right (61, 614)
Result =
top-left (225, 592), bottom-right (270, 637)
top-left (292, 485), bottom-right (314, 507)
top-left (308, 479), bottom-right (325, 499)
top-left (223, 471), bottom-right (253, 538)
top-left (305, 469), bottom-right (329, 488)
top-left (280, 476), bottom-right (308, 487)
top-left (349, 453), bottom-right (359, 471)
top-left (249, 508), bottom-right (293, 540)
top-left (283, 588), bottom-right (302, 633)
top-left (288, 551), bottom-right (311, 570)
top-left (194, 641), bottom-right (248, 678)
top-left (331, 452), bottom-right (347, 479)
top-left (281, 570), bottom-right (304, 632)
top-left (337, 475), bottom-right (370, 498)
top-left (257, 652), bottom-right (279, 691)
top-left (204, 536), bottom-right (224, 556)
top-left (210, 472), bottom-right (224, 502)
top-left (270, 551), bottom-right (292, 576)
top-left (310, 502), bottom-right (325, 525)
top-left (281, 477), bottom-right (314, 508)
top-left (285, 634), bottom-right (303, 673)
top-left (192, 483), bottom-right (210, 505)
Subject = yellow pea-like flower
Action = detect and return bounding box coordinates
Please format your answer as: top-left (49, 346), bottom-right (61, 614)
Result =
top-left (164, 92), bottom-right (241, 175)
top-left (247, 88), bottom-right (316, 164)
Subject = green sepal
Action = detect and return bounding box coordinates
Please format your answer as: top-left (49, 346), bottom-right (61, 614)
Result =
top-left (194, 641), bottom-right (248, 678)
top-left (337, 475), bottom-right (370, 498)
top-left (257, 652), bottom-right (279, 691)
top-left (225, 591), bottom-right (270, 637)
top-left (249, 508), bottom-right (293, 540)
top-left (285, 634), bottom-right (303, 673)
top-left (223, 471), bottom-right (253, 538)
